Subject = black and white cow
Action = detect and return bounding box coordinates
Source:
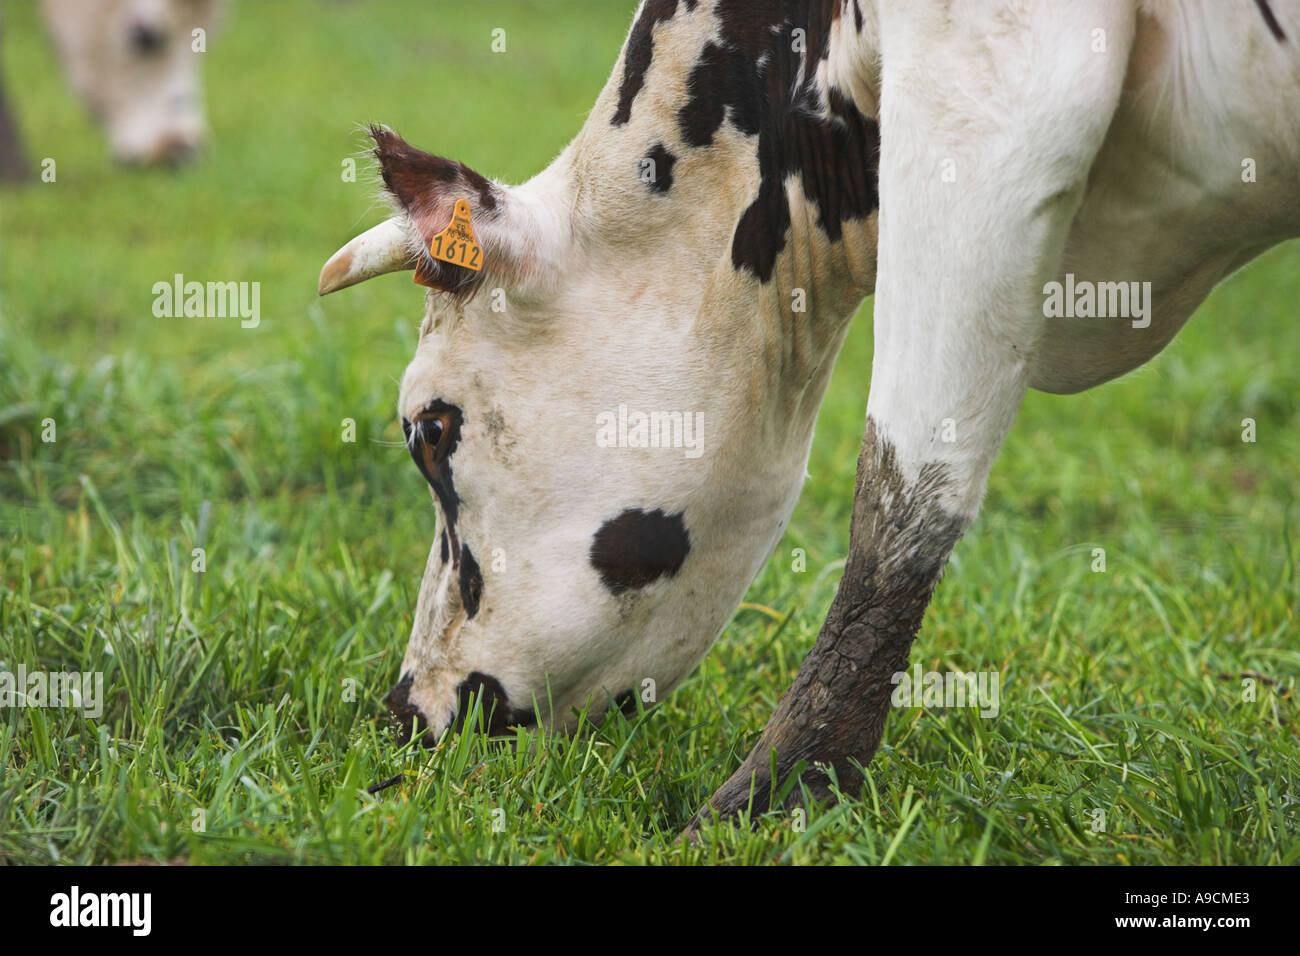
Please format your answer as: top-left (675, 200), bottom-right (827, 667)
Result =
top-left (319, 0), bottom-right (1300, 827)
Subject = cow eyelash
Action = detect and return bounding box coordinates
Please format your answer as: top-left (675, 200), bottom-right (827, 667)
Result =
top-left (403, 414), bottom-right (448, 456)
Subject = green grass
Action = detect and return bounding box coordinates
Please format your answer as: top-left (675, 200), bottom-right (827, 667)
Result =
top-left (2, 0), bottom-right (1297, 865)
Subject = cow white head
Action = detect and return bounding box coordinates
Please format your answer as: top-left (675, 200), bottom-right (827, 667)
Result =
top-left (319, 0), bottom-right (880, 741)
top-left (42, 0), bottom-right (222, 164)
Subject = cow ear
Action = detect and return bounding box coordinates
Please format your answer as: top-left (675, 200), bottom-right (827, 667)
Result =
top-left (368, 125), bottom-right (560, 300)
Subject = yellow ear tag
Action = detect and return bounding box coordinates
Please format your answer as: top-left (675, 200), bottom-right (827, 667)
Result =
top-left (427, 198), bottom-right (483, 272)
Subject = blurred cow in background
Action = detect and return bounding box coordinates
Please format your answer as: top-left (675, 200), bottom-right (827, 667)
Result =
top-left (40, 0), bottom-right (224, 165)
top-left (0, 17), bottom-right (27, 181)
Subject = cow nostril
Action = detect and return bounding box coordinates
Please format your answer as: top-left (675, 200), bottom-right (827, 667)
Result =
top-left (386, 673), bottom-right (434, 747)
top-left (147, 134), bottom-right (199, 166)
top-left (128, 21), bottom-right (167, 56)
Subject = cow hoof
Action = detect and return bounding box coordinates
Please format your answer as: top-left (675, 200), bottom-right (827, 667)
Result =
top-left (680, 775), bottom-right (771, 842)
top-left (680, 753), bottom-right (843, 842)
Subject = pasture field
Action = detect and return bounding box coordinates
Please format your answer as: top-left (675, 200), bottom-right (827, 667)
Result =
top-left (1, 0), bottom-right (1297, 865)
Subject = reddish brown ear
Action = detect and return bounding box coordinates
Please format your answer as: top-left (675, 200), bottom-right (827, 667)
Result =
top-left (370, 125), bottom-right (500, 297)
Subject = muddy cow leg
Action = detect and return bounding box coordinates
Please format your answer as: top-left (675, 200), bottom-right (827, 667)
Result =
top-left (686, 0), bottom-right (1135, 832)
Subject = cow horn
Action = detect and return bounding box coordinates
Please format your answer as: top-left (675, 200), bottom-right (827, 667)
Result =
top-left (318, 217), bottom-right (416, 295)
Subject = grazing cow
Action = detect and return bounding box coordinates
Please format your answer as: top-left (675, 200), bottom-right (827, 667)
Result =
top-left (319, 0), bottom-right (1299, 828)
top-left (40, 0), bottom-right (223, 164)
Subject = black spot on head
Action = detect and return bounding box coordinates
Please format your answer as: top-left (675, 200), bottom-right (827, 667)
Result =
top-left (643, 143), bottom-right (678, 193)
top-left (454, 671), bottom-right (533, 736)
top-left (459, 545), bottom-right (483, 619)
top-left (386, 672), bottom-right (432, 747)
top-left (405, 400), bottom-right (465, 566)
top-left (590, 508), bottom-right (691, 595)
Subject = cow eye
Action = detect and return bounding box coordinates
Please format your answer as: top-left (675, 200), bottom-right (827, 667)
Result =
top-left (401, 415), bottom-right (444, 449)
top-left (403, 404), bottom-right (459, 486)
top-left (402, 401), bottom-right (463, 487)
top-left (420, 417), bottom-right (445, 448)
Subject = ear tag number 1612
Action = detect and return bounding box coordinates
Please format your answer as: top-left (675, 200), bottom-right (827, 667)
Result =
top-left (428, 199), bottom-right (484, 271)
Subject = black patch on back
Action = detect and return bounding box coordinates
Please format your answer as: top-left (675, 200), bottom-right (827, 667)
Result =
top-left (615, 0), bottom-right (880, 283)
top-left (613, 0), bottom-right (700, 126)
top-left (682, 2), bottom-right (879, 280)
top-left (386, 671), bottom-right (432, 747)
top-left (1254, 0), bottom-right (1287, 40)
top-left (459, 544), bottom-right (483, 619)
top-left (440, 530), bottom-right (449, 564)
top-left (589, 508), bottom-right (691, 594)
top-left (643, 142), bottom-right (678, 192)
top-left (454, 671), bottom-right (534, 735)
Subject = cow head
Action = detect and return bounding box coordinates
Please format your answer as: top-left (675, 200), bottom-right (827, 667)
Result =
top-left (319, 0), bottom-right (880, 740)
top-left (42, 0), bottom-right (223, 164)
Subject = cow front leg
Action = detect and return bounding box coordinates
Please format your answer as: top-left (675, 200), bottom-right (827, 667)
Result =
top-left (687, 413), bottom-right (975, 831)
top-left (686, 0), bottom-right (1135, 833)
